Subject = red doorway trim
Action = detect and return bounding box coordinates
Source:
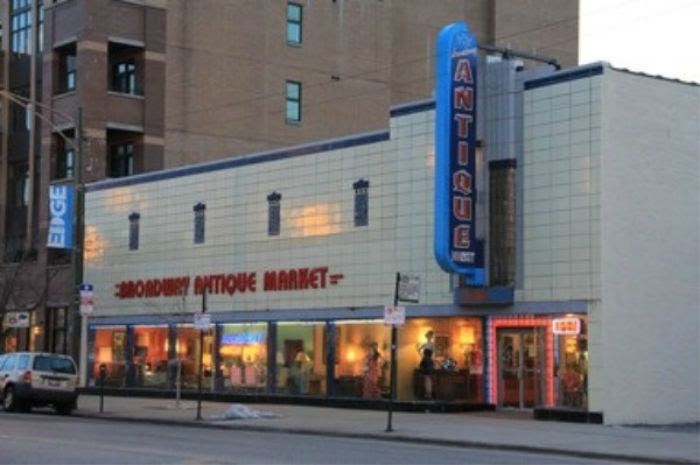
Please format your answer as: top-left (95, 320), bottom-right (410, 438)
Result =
top-left (488, 316), bottom-right (554, 406)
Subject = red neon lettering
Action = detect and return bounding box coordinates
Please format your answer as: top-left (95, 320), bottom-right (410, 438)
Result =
top-left (315, 267), bottom-right (328, 288)
top-left (458, 141), bottom-right (468, 165)
top-left (454, 114), bottom-right (472, 138)
top-left (264, 271), bottom-right (277, 291)
top-left (298, 268), bottom-right (309, 289)
top-left (452, 170), bottom-right (472, 195)
top-left (453, 224), bottom-right (471, 249)
top-left (453, 59), bottom-right (473, 83)
top-left (453, 86), bottom-right (473, 110)
top-left (453, 196), bottom-right (472, 221)
top-left (135, 280), bottom-right (145, 298)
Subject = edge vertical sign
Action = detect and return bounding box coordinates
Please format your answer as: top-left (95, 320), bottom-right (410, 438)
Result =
top-left (47, 185), bottom-right (74, 249)
top-left (434, 22), bottom-right (484, 285)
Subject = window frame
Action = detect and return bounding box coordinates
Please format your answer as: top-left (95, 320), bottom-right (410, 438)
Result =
top-left (193, 203), bottom-right (206, 244)
top-left (128, 212), bottom-right (140, 251)
top-left (353, 179), bottom-right (370, 227)
top-left (267, 192), bottom-right (281, 236)
top-left (285, 80), bottom-right (302, 123)
top-left (286, 3), bottom-right (303, 45)
top-left (109, 142), bottom-right (135, 178)
top-left (53, 132), bottom-right (75, 180)
top-left (111, 58), bottom-right (138, 95)
top-left (56, 43), bottom-right (77, 94)
top-left (10, 1), bottom-right (32, 55)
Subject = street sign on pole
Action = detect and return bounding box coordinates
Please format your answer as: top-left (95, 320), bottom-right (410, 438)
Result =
top-left (397, 274), bottom-right (420, 303)
top-left (193, 313), bottom-right (211, 330)
top-left (79, 283), bottom-right (94, 316)
top-left (383, 306), bottom-right (406, 327)
top-left (386, 272), bottom-right (420, 433)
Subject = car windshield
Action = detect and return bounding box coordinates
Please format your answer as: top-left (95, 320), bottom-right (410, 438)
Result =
top-left (33, 356), bottom-right (76, 374)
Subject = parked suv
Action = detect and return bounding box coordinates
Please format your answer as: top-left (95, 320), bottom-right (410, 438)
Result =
top-left (0, 352), bottom-right (79, 415)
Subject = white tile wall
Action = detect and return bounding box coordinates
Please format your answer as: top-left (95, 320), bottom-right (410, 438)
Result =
top-left (85, 111), bottom-right (454, 317)
top-left (517, 76), bottom-right (602, 302)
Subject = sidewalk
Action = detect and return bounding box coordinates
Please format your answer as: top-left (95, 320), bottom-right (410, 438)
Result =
top-left (75, 395), bottom-right (699, 465)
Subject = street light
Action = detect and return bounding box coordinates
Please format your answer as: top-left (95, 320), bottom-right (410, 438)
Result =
top-left (0, 89), bottom-right (84, 360)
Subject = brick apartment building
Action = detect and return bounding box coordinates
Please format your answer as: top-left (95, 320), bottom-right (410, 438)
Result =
top-left (0, 0), bottom-right (578, 358)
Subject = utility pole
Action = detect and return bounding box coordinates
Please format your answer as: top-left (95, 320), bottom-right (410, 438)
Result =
top-left (71, 107), bottom-right (84, 360)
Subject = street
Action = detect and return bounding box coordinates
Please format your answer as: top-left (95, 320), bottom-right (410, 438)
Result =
top-left (0, 412), bottom-right (623, 465)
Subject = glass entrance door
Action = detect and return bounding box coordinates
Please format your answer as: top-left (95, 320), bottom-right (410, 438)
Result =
top-left (497, 328), bottom-right (544, 408)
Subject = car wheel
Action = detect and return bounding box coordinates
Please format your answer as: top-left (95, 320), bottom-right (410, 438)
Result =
top-left (3, 386), bottom-right (18, 412)
top-left (54, 403), bottom-right (73, 416)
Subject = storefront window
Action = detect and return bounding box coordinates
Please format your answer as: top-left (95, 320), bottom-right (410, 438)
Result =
top-left (3, 329), bottom-right (18, 353)
top-left (276, 322), bottom-right (326, 396)
top-left (132, 326), bottom-right (169, 389)
top-left (176, 326), bottom-right (214, 390)
top-left (333, 320), bottom-right (390, 399)
top-left (397, 318), bottom-right (483, 402)
top-left (219, 323), bottom-right (267, 392)
top-left (553, 315), bottom-right (588, 409)
top-left (29, 311), bottom-right (42, 352)
top-left (93, 326), bottom-right (127, 387)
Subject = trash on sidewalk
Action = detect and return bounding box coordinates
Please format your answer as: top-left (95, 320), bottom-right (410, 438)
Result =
top-left (206, 404), bottom-right (279, 421)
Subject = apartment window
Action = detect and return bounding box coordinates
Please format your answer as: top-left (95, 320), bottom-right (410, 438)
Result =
top-left (11, 88), bottom-right (29, 132)
top-left (8, 163), bottom-right (29, 208)
top-left (112, 59), bottom-right (138, 95)
top-left (11, 0), bottom-right (31, 54)
top-left (45, 307), bottom-right (67, 354)
top-left (57, 44), bottom-right (77, 93)
top-left (286, 81), bottom-right (301, 123)
top-left (353, 179), bottom-right (369, 227)
top-left (194, 203), bottom-right (206, 244)
top-left (37, 1), bottom-right (44, 53)
top-left (128, 212), bottom-right (140, 251)
top-left (109, 142), bottom-right (134, 178)
top-left (286, 3), bottom-right (302, 45)
top-left (109, 42), bottom-right (143, 95)
top-left (55, 147), bottom-right (74, 180)
top-left (267, 192), bottom-right (281, 236)
top-left (54, 133), bottom-right (75, 180)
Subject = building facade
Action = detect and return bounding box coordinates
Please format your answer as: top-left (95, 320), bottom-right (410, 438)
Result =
top-left (82, 62), bottom-right (699, 424)
top-left (0, 0), bottom-right (578, 359)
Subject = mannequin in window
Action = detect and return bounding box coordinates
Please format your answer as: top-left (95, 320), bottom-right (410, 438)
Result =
top-left (362, 342), bottom-right (382, 398)
top-left (417, 330), bottom-right (435, 399)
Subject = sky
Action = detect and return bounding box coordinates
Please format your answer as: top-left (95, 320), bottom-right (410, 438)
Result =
top-left (579, 0), bottom-right (700, 83)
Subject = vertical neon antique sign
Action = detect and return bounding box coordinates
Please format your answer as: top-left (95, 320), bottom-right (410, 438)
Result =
top-left (434, 22), bottom-right (484, 285)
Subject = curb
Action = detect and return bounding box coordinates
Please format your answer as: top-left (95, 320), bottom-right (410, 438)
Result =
top-left (72, 411), bottom-right (699, 465)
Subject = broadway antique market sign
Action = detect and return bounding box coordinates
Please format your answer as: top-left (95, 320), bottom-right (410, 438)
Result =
top-left (114, 265), bottom-right (345, 299)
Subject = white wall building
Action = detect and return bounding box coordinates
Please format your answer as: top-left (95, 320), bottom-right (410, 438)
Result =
top-left (82, 62), bottom-right (699, 425)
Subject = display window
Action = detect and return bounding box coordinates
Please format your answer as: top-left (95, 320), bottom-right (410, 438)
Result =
top-left (333, 320), bottom-right (390, 399)
top-left (3, 329), bottom-right (18, 353)
top-left (276, 321), bottom-right (326, 396)
top-left (176, 325), bottom-right (214, 390)
top-left (397, 317), bottom-right (483, 402)
top-left (219, 323), bottom-right (267, 392)
top-left (132, 325), bottom-right (169, 389)
top-left (93, 326), bottom-right (127, 387)
top-left (553, 315), bottom-right (588, 409)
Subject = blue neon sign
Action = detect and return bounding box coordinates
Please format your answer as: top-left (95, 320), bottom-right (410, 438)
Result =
top-left (221, 333), bottom-right (265, 346)
top-left (434, 22), bottom-right (484, 285)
